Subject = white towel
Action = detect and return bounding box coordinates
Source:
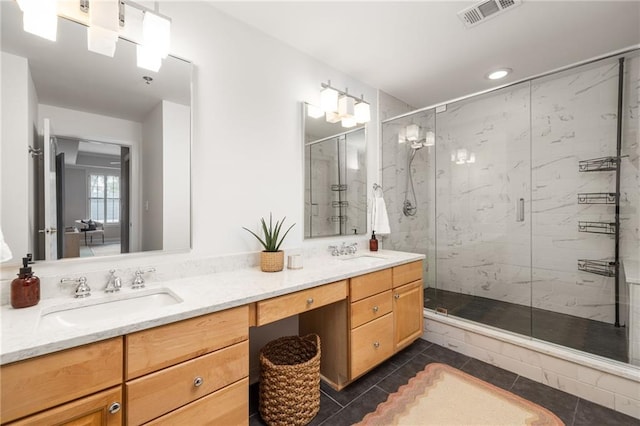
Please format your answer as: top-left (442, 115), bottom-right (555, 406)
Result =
top-left (372, 192), bottom-right (391, 235)
top-left (0, 228), bottom-right (13, 263)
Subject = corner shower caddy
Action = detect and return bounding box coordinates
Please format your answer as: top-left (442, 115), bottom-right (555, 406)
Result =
top-left (576, 57), bottom-right (624, 327)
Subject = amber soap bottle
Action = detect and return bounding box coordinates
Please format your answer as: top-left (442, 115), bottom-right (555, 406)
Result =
top-left (369, 231), bottom-right (378, 252)
top-left (11, 257), bottom-right (40, 309)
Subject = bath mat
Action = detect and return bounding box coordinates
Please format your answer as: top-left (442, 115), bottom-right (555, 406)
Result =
top-left (356, 363), bottom-right (564, 426)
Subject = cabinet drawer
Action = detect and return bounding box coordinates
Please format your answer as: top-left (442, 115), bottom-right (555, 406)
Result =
top-left (126, 305), bottom-right (248, 379)
top-left (393, 261), bottom-right (423, 288)
top-left (350, 313), bottom-right (393, 379)
top-left (1, 337), bottom-right (123, 423)
top-left (350, 269), bottom-right (392, 302)
top-left (7, 386), bottom-right (122, 426)
top-left (145, 378), bottom-right (248, 426)
top-left (126, 340), bottom-right (248, 425)
top-left (256, 280), bottom-right (347, 326)
top-left (350, 290), bottom-right (392, 329)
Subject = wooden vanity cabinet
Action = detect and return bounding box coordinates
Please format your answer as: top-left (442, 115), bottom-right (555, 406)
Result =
top-left (300, 260), bottom-right (424, 390)
top-left (0, 338), bottom-right (123, 425)
top-left (392, 261), bottom-right (424, 351)
top-left (124, 305), bottom-right (249, 425)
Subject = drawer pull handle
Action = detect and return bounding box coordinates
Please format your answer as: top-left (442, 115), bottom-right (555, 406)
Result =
top-left (372, 306), bottom-right (379, 313)
top-left (108, 402), bottom-right (121, 415)
top-left (307, 298), bottom-right (314, 304)
top-left (373, 341), bottom-right (380, 349)
top-left (394, 293), bottom-right (400, 300)
top-left (194, 376), bottom-right (204, 387)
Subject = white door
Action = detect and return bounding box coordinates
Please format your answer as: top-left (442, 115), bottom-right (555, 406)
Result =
top-left (43, 118), bottom-right (58, 260)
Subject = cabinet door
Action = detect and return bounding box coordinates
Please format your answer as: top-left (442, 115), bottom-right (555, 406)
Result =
top-left (7, 386), bottom-right (122, 426)
top-left (393, 280), bottom-right (424, 351)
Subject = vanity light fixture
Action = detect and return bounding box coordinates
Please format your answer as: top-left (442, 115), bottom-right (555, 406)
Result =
top-left (486, 68), bottom-right (512, 80)
top-left (398, 124), bottom-right (435, 147)
top-left (17, 0), bottom-right (58, 41)
top-left (318, 81), bottom-right (371, 125)
top-left (451, 148), bottom-right (476, 164)
top-left (15, 0), bottom-right (172, 71)
top-left (405, 124), bottom-right (420, 142)
top-left (307, 104), bottom-right (324, 119)
top-left (87, 0), bottom-right (119, 57)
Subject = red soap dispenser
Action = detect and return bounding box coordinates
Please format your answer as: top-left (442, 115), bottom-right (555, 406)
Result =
top-left (11, 257), bottom-right (40, 309)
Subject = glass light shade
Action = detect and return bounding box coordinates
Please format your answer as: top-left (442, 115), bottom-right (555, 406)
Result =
top-left (307, 104), bottom-right (324, 118)
top-left (341, 117), bottom-right (357, 128)
top-left (354, 101), bottom-right (371, 123)
top-left (406, 124), bottom-right (420, 142)
top-left (20, 0), bottom-right (57, 41)
top-left (137, 44), bottom-right (162, 72)
top-left (143, 11), bottom-right (171, 58)
top-left (89, 0), bottom-right (119, 31)
top-left (467, 153), bottom-right (476, 163)
top-left (88, 26), bottom-right (118, 57)
top-left (338, 95), bottom-right (355, 119)
top-left (320, 87), bottom-right (339, 113)
top-left (425, 130), bottom-right (435, 147)
top-left (325, 111), bottom-right (341, 124)
top-left (398, 127), bottom-right (407, 144)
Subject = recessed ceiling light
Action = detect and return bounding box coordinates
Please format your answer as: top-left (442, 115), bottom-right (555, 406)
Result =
top-left (486, 68), bottom-right (512, 80)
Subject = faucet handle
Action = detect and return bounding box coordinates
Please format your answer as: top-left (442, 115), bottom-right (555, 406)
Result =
top-left (132, 267), bottom-right (156, 289)
top-left (61, 277), bottom-right (91, 298)
top-left (328, 245), bottom-right (339, 256)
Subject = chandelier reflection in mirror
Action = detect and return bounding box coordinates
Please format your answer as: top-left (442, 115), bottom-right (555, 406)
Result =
top-left (15, 0), bottom-right (171, 72)
top-left (307, 80), bottom-right (371, 129)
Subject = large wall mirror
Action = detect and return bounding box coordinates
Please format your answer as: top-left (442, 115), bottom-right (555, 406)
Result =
top-left (1, 2), bottom-right (191, 262)
top-left (303, 103), bottom-right (367, 238)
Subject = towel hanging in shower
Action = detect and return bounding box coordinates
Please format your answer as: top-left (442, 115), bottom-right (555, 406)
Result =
top-left (372, 186), bottom-right (391, 235)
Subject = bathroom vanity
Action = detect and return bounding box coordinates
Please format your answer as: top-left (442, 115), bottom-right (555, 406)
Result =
top-left (0, 251), bottom-right (424, 425)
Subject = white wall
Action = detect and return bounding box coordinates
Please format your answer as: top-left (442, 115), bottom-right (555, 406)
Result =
top-left (1, 52), bottom-right (31, 261)
top-left (160, 2), bottom-right (378, 257)
top-left (162, 101), bottom-right (190, 251)
top-left (141, 103), bottom-right (163, 251)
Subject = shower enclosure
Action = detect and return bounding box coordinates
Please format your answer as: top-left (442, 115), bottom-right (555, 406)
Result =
top-left (382, 50), bottom-right (639, 366)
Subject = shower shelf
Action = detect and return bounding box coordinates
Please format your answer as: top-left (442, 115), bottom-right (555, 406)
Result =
top-left (578, 156), bottom-right (618, 172)
top-left (578, 259), bottom-right (616, 277)
top-left (332, 201), bottom-right (349, 208)
top-left (330, 215), bottom-right (347, 223)
top-left (331, 184), bottom-right (348, 191)
top-left (578, 221), bottom-right (616, 234)
top-left (577, 192), bottom-right (617, 204)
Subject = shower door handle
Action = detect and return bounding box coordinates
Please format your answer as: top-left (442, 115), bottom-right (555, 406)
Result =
top-left (516, 198), bottom-right (524, 222)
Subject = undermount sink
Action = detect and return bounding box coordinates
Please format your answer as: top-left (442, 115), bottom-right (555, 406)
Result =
top-left (38, 288), bottom-right (182, 330)
top-left (337, 254), bottom-right (388, 261)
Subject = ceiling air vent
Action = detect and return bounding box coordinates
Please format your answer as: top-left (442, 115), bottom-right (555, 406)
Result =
top-left (458, 0), bottom-right (522, 28)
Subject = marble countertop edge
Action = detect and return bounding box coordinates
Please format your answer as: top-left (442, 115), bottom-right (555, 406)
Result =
top-left (1, 250), bottom-right (425, 365)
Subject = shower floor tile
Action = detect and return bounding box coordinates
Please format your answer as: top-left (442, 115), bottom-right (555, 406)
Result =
top-left (424, 287), bottom-right (628, 363)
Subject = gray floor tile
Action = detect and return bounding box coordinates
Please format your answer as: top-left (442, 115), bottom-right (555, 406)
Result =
top-left (573, 398), bottom-right (640, 426)
top-left (422, 342), bottom-right (471, 368)
top-left (460, 358), bottom-right (518, 390)
top-left (510, 375), bottom-right (578, 425)
top-left (388, 338), bottom-right (433, 367)
top-left (377, 354), bottom-right (432, 393)
top-left (320, 386), bottom-right (389, 426)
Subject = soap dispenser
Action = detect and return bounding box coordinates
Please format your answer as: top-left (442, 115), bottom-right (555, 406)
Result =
top-left (369, 231), bottom-right (378, 252)
top-left (11, 257), bottom-right (40, 309)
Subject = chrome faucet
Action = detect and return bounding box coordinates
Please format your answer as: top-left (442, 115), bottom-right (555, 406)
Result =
top-left (346, 242), bottom-right (358, 255)
top-left (132, 267), bottom-right (156, 289)
top-left (328, 245), bottom-right (340, 256)
top-left (105, 270), bottom-right (122, 293)
top-left (60, 276), bottom-right (91, 298)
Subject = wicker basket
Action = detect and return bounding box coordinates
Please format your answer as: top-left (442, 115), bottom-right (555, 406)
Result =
top-left (259, 334), bottom-right (321, 426)
top-left (261, 251), bottom-right (284, 272)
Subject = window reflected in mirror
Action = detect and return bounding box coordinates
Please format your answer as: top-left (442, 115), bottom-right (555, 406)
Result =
top-left (303, 103), bottom-right (367, 238)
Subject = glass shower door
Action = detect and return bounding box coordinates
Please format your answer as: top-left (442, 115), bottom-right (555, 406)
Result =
top-left (433, 82), bottom-right (533, 336)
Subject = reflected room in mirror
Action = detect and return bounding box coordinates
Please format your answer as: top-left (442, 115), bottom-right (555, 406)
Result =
top-left (303, 102), bottom-right (367, 239)
top-left (0, 1), bottom-right (192, 262)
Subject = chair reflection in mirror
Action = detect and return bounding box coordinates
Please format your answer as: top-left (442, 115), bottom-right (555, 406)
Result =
top-left (76, 219), bottom-right (105, 245)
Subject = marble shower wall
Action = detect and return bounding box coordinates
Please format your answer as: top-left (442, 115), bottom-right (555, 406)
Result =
top-left (435, 83), bottom-right (532, 307)
top-left (530, 57), bottom-right (638, 323)
top-left (381, 110), bottom-right (436, 285)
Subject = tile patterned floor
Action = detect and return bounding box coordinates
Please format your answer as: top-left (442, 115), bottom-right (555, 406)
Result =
top-left (424, 287), bottom-right (628, 363)
top-left (249, 339), bottom-right (640, 426)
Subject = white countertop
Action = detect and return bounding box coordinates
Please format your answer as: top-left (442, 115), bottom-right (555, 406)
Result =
top-left (1, 250), bottom-right (424, 365)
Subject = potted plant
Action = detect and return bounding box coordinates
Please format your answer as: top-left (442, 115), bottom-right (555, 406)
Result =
top-left (243, 213), bottom-right (295, 272)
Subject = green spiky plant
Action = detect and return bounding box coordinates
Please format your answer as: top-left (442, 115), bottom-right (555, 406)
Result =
top-left (243, 213), bottom-right (295, 252)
